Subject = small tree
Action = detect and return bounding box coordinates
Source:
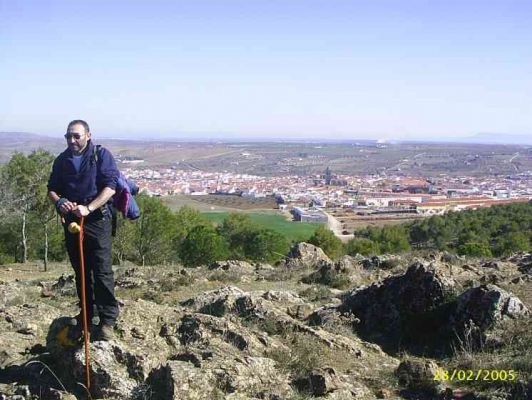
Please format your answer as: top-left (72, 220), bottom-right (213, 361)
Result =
top-left (134, 196), bottom-right (177, 265)
top-left (457, 242), bottom-right (492, 258)
top-left (244, 228), bottom-right (290, 264)
top-left (0, 216), bottom-right (19, 264)
top-left (377, 226), bottom-right (411, 253)
top-left (492, 232), bottom-right (530, 256)
top-left (173, 205), bottom-right (209, 247)
top-left (308, 225), bottom-right (344, 260)
top-left (179, 225), bottom-right (229, 267)
top-left (112, 216), bottom-right (137, 264)
top-left (345, 238), bottom-right (380, 256)
top-left (218, 213), bottom-right (256, 259)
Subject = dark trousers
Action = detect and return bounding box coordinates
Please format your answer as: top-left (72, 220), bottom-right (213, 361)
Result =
top-left (64, 209), bottom-right (119, 325)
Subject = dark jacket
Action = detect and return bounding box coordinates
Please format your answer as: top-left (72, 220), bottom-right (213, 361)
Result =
top-left (48, 140), bottom-right (119, 205)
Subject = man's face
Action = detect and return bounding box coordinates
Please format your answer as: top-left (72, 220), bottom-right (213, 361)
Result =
top-left (65, 123), bottom-right (91, 155)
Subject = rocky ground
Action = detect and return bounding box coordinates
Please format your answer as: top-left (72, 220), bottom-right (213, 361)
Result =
top-left (0, 244), bottom-right (530, 399)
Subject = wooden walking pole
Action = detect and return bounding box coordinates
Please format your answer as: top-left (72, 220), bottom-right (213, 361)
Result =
top-left (78, 217), bottom-right (91, 392)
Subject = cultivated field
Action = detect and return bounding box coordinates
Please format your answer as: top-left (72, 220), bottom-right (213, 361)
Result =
top-left (203, 212), bottom-right (321, 243)
top-left (162, 194), bottom-right (277, 212)
top-left (162, 195), bottom-right (320, 243)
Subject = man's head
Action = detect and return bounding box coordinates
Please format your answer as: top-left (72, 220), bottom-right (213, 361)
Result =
top-left (65, 120), bottom-right (91, 155)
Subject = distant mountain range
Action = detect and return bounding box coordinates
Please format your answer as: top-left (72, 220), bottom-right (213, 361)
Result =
top-left (0, 130), bottom-right (530, 158)
top-left (460, 132), bottom-right (532, 145)
top-left (405, 132), bottom-right (531, 145)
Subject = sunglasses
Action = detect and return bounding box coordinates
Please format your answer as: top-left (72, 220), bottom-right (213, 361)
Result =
top-left (64, 133), bottom-right (85, 140)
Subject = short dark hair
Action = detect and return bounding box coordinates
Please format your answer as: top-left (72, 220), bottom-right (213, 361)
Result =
top-left (67, 120), bottom-right (90, 133)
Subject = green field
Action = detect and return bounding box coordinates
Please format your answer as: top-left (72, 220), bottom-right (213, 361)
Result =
top-left (203, 212), bottom-right (322, 243)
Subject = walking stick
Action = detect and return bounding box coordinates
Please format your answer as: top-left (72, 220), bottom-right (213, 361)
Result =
top-left (68, 217), bottom-right (91, 392)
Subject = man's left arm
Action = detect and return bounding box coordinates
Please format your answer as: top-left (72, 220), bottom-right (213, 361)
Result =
top-left (73, 187), bottom-right (116, 217)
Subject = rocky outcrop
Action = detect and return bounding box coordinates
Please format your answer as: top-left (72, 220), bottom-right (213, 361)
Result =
top-left (449, 284), bottom-right (529, 346)
top-left (302, 255), bottom-right (368, 289)
top-left (510, 252), bottom-right (532, 275)
top-left (283, 242), bottom-right (331, 268)
top-left (0, 281), bottom-right (399, 399)
top-left (1, 250), bottom-right (529, 400)
top-left (208, 260), bottom-right (255, 273)
top-left (395, 359), bottom-right (447, 395)
top-left (311, 260), bottom-right (531, 355)
top-left (148, 356), bottom-right (292, 400)
top-left (361, 255), bottom-right (402, 270)
top-left (336, 262), bottom-right (456, 350)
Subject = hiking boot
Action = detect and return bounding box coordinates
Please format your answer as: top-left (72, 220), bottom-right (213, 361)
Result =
top-left (94, 324), bottom-right (115, 341)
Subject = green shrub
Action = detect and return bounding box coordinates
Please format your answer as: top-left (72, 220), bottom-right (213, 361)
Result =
top-left (308, 225), bottom-right (344, 260)
top-left (179, 225), bottom-right (229, 267)
top-left (345, 238), bottom-right (380, 256)
top-left (0, 253), bottom-right (15, 265)
top-left (457, 242), bottom-right (492, 257)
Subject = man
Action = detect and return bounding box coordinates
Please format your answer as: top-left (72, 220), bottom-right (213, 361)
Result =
top-left (48, 120), bottom-right (119, 341)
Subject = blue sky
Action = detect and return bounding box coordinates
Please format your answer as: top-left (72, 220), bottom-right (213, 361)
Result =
top-left (1, 0), bottom-right (531, 140)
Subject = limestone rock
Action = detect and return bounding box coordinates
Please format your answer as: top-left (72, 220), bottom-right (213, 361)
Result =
top-left (180, 286), bottom-right (246, 316)
top-left (362, 255), bottom-right (401, 270)
top-left (510, 252), bottom-right (532, 275)
top-left (308, 367), bottom-right (341, 395)
top-left (287, 304), bottom-right (314, 320)
top-left (395, 359), bottom-right (446, 394)
top-left (340, 262), bottom-right (456, 343)
top-left (261, 290), bottom-right (306, 304)
top-left (0, 262), bottom-right (414, 399)
top-left (177, 313), bottom-right (268, 354)
top-left (148, 360), bottom-right (218, 400)
top-left (450, 284), bottom-right (529, 344)
top-left (302, 259), bottom-right (366, 289)
top-left (284, 242), bottom-right (332, 268)
top-left (148, 356), bottom-right (293, 400)
top-left (209, 260), bottom-right (255, 272)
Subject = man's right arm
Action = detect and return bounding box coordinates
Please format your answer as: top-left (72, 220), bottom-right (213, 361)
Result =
top-left (48, 157), bottom-right (77, 214)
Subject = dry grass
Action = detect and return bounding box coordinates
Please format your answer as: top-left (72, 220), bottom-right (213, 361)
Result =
top-left (443, 317), bottom-right (532, 399)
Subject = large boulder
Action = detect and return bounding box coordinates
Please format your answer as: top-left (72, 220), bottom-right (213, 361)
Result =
top-left (311, 262), bottom-right (457, 353)
top-left (45, 300), bottom-right (176, 399)
top-left (449, 284), bottom-right (529, 347)
top-left (510, 252), bottom-right (532, 275)
top-left (283, 242), bottom-right (331, 268)
top-left (395, 359), bottom-right (448, 396)
top-left (302, 256), bottom-right (368, 289)
top-left (361, 255), bottom-right (402, 270)
top-left (308, 367), bottom-right (342, 395)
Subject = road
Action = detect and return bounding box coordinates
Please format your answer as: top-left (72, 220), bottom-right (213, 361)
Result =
top-left (322, 210), bottom-right (354, 243)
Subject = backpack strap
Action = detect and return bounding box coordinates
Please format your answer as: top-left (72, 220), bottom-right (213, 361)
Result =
top-left (94, 144), bottom-right (119, 236)
top-left (92, 144), bottom-right (102, 164)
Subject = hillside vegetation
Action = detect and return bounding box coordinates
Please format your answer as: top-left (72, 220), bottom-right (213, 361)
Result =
top-left (352, 202), bottom-right (532, 257)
